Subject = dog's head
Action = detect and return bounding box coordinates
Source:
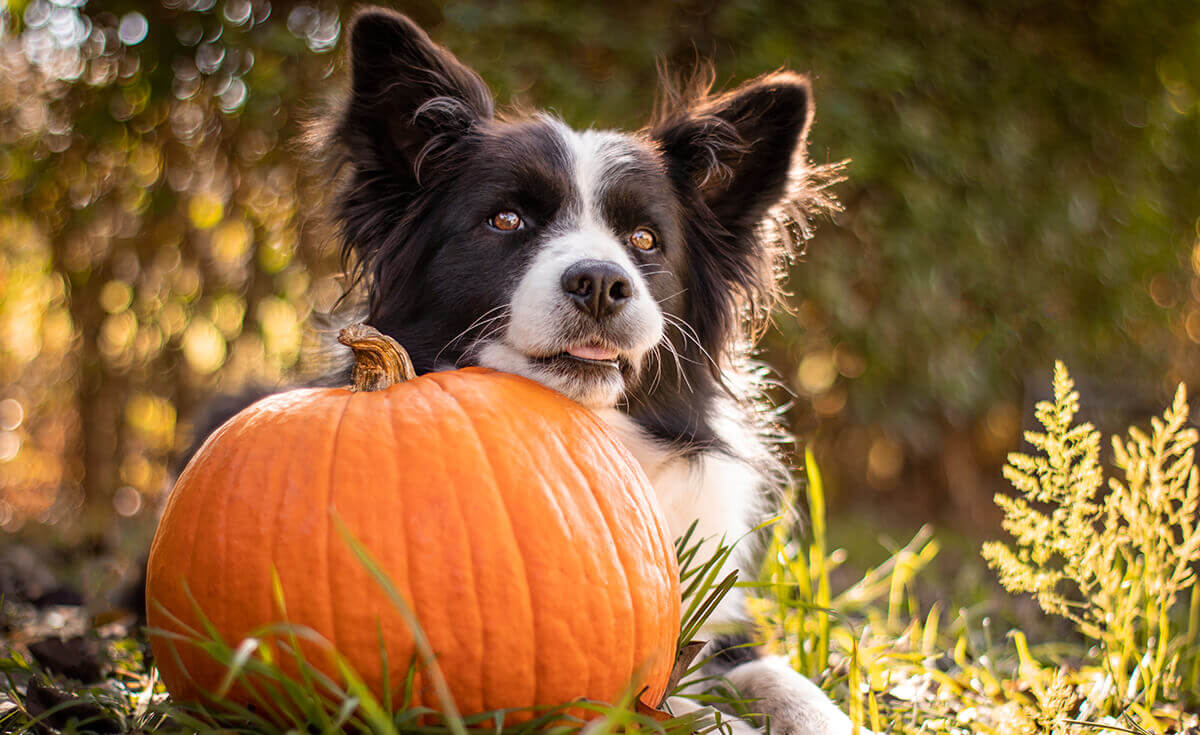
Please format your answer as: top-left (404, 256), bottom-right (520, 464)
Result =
top-left (327, 9), bottom-right (820, 418)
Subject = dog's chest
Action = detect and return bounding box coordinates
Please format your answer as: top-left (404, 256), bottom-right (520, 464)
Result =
top-left (594, 409), bottom-right (763, 573)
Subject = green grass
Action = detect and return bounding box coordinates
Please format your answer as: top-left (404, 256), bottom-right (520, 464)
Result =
top-left (0, 514), bottom-right (752, 735)
top-left (3, 364), bottom-right (1200, 734)
top-left (127, 518), bottom-right (737, 735)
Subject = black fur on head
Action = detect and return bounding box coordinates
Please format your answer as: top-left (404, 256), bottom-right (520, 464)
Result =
top-left (648, 67), bottom-right (833, 363)
top-left (606, 69), bottom-right (831, 449)
top-left (316, 9), bottom-right (840, 454)
top-left (328, 8), bottom-right (496, 329)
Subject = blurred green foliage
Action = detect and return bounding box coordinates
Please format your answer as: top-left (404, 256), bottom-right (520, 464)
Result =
top-left (0, 0), bottom-right (343, 532)
top-left (1, 0), bottom-right (1198, 535)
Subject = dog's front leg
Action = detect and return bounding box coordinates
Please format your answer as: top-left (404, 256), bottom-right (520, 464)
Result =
top-left (719, 655), bottom-right (874, 735)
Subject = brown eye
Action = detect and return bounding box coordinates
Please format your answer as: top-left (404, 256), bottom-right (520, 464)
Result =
top-left (489, 211), bottom-right (523, 231)
top-left (630, 228), bottom-right (657, 251)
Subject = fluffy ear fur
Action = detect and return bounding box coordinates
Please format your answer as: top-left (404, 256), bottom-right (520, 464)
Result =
top-left (650, 72), bottom-right (814, 361)
top-left (338, 9), bottom-right (494, 176)
top-left (657, 72), bottom-right (812, 234)
top-left (329, 10), bottom-right (494, 312)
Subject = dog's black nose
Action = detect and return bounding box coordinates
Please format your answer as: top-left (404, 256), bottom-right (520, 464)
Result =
top-left (561, 260), bottom-right (632, 319)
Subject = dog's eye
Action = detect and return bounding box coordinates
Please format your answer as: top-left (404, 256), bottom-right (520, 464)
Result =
top-left (629, 228), bottom-right (657, 251)
top-left (489, 211), bottom-right (523, 231)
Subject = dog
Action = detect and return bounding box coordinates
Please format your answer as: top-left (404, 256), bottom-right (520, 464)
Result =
top-left (280, 8), bottom-right (856, 734)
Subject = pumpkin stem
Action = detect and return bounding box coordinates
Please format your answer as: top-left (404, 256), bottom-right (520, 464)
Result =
top-left (338, 324), bottom-right (417, 391)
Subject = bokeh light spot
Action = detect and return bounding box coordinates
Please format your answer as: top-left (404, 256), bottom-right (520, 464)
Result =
top-left (813, 388), bottom-right (847, 417)
top-left (1186, 310), bottom-right (1200, 344)
top-left (159, 301), bottom-right (189, 337)
top-left (0, 400), bottom-right (24, 432)
top-left (113, 485), bottom-right (142, 517)
top-left (125, 392), bottom-right (177, 450)
top-left (99, 280), bottom-right (133, 314)
top-left (188, 193), bottom-right (225, 230)
top-left (798, 351), bottom-right (838, 394)
top-left (182, 317), bottom-right (227, 374)
top-left (120, 455), bottom-right (152, 489)
top-left (257, 296), bottom-right (300, 363)
top-left (867, 436), bottom-right (904, 483)
top-left (195, 43), bottom-right (226, 75)
top-left (212, 220), bottom-right (252, 263)
top-left (0, 433), bottom-right (20, 463)
top-left (223, 0), bottom-right (253, 26)
top-left (41, 309), bottom-right (73, 353)
top-left (258, 234), bottom-right (296, 273)
top-left (833, 344), bottom-right (866, 379)
top-left (210, 293), bottom-right (246, 338)
top-left (218, 78), bottom-right (248, 114)
top-left (118, 12), bottom-right (148, 46)
top-left (99, 311), bottom-right (138, 362)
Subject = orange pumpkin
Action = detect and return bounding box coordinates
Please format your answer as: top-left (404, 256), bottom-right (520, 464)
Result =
top-left (146, 325), bottom-right (680, 718)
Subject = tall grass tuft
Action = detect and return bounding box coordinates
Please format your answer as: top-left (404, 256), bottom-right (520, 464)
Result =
top-left (7, 362), bottom-right (1200, 734)
top-left (984, 362), bottom-right (1200, 725)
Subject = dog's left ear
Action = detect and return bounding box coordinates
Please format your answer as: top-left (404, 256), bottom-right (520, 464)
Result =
top-left (653, 72), bottom-right (812, 235)
top-left (652, 73), bottom-right (813, 359)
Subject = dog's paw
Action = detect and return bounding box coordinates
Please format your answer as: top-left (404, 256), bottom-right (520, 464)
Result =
top-left (722, 656), bottom-right (875, 735)
top-left (666, 696), bottom-right (763, 735)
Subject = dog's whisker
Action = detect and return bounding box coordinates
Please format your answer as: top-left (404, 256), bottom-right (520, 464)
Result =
top-left (664, 313), bottom-right (722, 374)
top-left (451, 321), bottom-right (509, 366)
top-left (436, 309), bottom-right (508, 358)
top-left (640, 343), bottom-right (664, 397)
top-left (658, 334), bottom-right (693, 394)
top-left (650, 344), bottom-right (665, 395)
top-left (455, 315), bottom-right (513, 366)
top-left (434, 305), bottom-right (511, 365)
top-left (656, 287), bottom-right (689, 304)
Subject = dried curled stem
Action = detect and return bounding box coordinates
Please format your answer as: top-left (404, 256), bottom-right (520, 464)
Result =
top-left (337, 324), bottom-right (416, 392)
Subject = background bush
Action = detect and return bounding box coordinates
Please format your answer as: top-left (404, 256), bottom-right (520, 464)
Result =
top-left (1, 0), bottom-right (1199, 540)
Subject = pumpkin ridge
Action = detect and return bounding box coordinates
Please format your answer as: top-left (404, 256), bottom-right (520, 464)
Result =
top-left (430, 372), bottom-right (585, 706)
top-left (385, 385), bottom-right (423, 707)
top-left (178, 409), bottom-right (253, 691)
top-left (503, 413), bottom-right (585, 703)
top-left (537, 406), bottom-right (628, 697)
top-left (561, 408), bottom-right (680, 618)
top-left (568, 429), bottom-right (639, 698)
top-left (199, 419), bottom-right (244, 654)
top-left (390, 378), bottom-right (480, 709)
top-left (592, 463), bottom-right (655, 703)
top-left (377, 386), bottom-right (411, 703)
top-left (573, 404), bottom-right (678, 702)
top-left (446, 388), bottom-right (540, 709)
top-left (264, 392), bottom-right (338, 666)
top-left (537, 419), bottom-right (636, 698)
top-left (323, 390), bottom-right (356, 668)
top-left (217, 428), bottom-right (235, 659)
top-left (262, 403), bottom-right (302, 649)
top-left (415, 377), bottom-right (489, 710)
top-left (154, 436), bottom-right (208, 690)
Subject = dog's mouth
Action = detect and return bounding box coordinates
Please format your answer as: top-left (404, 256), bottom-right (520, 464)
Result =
top-left (476, 337), bottom-right (641, 408)
top-left (531, 342), bottom-right (624, 371)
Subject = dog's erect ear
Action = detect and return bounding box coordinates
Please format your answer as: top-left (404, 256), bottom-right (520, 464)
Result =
top-left (654, 72), bottom-right (812, 235)
top-left (339, 9), bottom-right (494, 175)
top-left (651, 73), bottom-right (814, 361)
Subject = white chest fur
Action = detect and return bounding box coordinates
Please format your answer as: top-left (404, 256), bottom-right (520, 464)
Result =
top-left (595, 407), bottom-right (768, 626)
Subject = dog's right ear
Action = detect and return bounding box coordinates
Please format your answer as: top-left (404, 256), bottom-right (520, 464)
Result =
top-left (338, 9), bottom-right (493, 177)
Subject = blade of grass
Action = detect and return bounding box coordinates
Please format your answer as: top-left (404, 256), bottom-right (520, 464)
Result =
top-left (332, 511), bottom-right (468, 735)
top-left (804, 448), bottom-right (832, 676)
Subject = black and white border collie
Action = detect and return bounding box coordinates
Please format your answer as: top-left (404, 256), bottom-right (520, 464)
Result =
top-left (318, 9), bottom-right (858, 735)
